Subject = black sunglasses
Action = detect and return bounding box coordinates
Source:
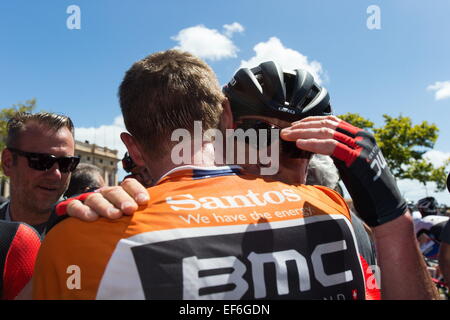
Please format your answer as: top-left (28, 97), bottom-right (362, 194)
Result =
top-left (234, 119), bottom-right (314, 159)
top-left (8, 147), bottom-right (80, 173)
top-left (122, 152), bottom-right (136, 173)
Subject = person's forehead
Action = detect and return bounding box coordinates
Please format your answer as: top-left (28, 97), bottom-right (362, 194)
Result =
top-left (17, 122), bottom-right (75, 154)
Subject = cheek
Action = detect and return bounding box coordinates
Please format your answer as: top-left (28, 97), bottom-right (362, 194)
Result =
top-left (60, 174), bottom-right (71, 187)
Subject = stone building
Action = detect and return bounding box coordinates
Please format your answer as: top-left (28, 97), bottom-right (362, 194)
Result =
top-left (0, 140), bottom-right (120, 198)
top-left (74, 140), bottom-right (120, 187)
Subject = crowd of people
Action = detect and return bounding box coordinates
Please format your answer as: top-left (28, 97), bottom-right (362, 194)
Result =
top-left (0, 49), bottom-right (449, 300)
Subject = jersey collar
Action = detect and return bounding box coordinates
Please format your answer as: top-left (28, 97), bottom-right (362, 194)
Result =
top-left (156, 165), bottom-right (243, 185)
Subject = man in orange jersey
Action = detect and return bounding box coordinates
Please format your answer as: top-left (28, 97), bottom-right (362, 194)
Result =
top-left (33, 50), bottom-right (438, 300)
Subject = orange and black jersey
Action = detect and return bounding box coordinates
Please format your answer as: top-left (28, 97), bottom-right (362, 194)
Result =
top-left (0, 221), bottom-right (41, 299)
top-left (34, 166), bottom-right (378, 300)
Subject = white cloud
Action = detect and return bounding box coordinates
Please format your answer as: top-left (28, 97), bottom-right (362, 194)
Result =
top-left (239, 37), bottom-right (324, 84)
top-left (223, 22), bottom-right (244, 38)
top-left (172, 24), bottom-right (240, 61)
top-left (340, 178), bottom-right (450, 207)
top-left (396, 179), bottom-right (450, 206)
top-left (423, 149), bottom-right (450, 167)
top-left (339, 149), bottom-right (450, 206)
top-left (392, 150), bottom-right (450, 205)
top-left (75, 115), bottom-right (128, 180)
top-left (427, 81), bottom-right (450, 100)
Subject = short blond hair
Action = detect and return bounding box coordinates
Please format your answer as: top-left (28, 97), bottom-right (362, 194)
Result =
top-left (119, 50), bottom-right (225, 159)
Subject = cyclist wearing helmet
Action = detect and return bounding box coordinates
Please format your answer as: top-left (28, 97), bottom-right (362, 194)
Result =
top-left (224, 61), bottom-right (378, 274)
top-left (418, 197), bottom-right (440, 217)
top-left (41, 50), bottom-right (436, 299)
top-left (223, 62), bottom-right (330, 183)
top-left (414, 197), bottom-right (449, 257)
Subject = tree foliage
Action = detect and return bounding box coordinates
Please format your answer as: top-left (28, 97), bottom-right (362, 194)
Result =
top-left (339, 112), bottom-right (449, 192)
top-left (0, 99), bottom-right (36, 176)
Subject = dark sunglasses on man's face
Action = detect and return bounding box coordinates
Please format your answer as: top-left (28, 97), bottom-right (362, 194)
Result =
top-left (234, 119), bottom-right (314, 159)
top-left (8, 147), bottom-right (80, 173)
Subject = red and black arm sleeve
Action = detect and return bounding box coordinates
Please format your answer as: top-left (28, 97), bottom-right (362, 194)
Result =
top-left (0, 221), bottom-right (41, 300)
top-left (330, 120), bottom-right (407, 227)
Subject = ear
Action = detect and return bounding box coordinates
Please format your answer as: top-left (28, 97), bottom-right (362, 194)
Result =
top-left (1, 148), bottom-right (14, 177)
top-left (120, 132), bottom-right (146, 167)
top-left (220, 98), bottom-right (235, 130)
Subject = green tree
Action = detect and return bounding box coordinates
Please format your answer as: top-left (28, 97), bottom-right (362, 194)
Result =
top-left (338, 113), bottom-right (374, 131)
top-left (0, 99), bottom-right (36, 176)
top-left (339, 112), bottom-right (449, 192)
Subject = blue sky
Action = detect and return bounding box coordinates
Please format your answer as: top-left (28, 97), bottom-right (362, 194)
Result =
top-left (1, 0), bottom-right (449, 203)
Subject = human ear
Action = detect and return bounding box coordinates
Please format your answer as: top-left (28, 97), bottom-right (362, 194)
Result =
top-left (220, 98), bottom-right (234, 130)
top-left (1, 148), bottom-right (14, 176)
top-left (120, 132), bottom-right (146, 167)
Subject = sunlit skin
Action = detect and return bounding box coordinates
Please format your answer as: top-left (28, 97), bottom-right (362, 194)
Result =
top-left (235, 115), bottom-right (310, 185)
top-left (1, 122), bottom-right (75, 225)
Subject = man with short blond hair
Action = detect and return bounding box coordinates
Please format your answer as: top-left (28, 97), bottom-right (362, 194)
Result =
top-left (120, 50), bottom-right (225, 161)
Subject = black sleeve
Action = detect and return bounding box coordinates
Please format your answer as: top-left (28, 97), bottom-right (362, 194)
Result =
top-left (45, 201), bottom-right (70, 234)
top-left (350, 211), bottom-right (377, 266)
top-left (441, 220), bottom-right (450, 245)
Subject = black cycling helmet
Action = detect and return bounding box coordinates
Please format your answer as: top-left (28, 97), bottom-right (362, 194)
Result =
top-left (223, 61), bottom-right (332, 123)
top-left (417, 196), bottom-right (439, 216)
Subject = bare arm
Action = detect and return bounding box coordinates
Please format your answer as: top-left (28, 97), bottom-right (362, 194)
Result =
top-left (373, 211), bottom-right (439, 299)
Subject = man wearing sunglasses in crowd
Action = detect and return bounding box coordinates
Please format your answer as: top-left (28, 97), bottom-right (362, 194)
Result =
top-left (0, 112), bottom-right (147, 299)
top-left (0, 112), bottom-right (78, 300)
top-left (0, 112), bottom-right (80, 235)
top-left (33, 50), bottom-right (439, 300)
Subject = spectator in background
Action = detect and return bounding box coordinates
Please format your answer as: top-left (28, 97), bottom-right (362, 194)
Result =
top-left (0, 112), bottom-right (79, 235)
top-left (413, 197), bottom-right (449, 245)
top-left (64, 163), bottom-right (105, 198)
top-left (0, 112), bottom-right (78, 299)
top-left (0, 113), bottom-right (148, 300)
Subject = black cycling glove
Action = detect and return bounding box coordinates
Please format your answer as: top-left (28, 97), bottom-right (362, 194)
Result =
top-left (331, 120), bottom-right (407, 227)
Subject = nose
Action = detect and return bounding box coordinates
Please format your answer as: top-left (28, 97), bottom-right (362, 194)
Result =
top-left (45, 162), bottom-right (64, 179)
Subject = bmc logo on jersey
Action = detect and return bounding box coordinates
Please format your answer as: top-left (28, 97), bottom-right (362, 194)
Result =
top-left (130, 217), bottom-right (365, 300)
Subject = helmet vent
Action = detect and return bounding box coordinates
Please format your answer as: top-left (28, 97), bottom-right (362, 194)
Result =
top-left (300, 85), bottom-right (320, 108)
